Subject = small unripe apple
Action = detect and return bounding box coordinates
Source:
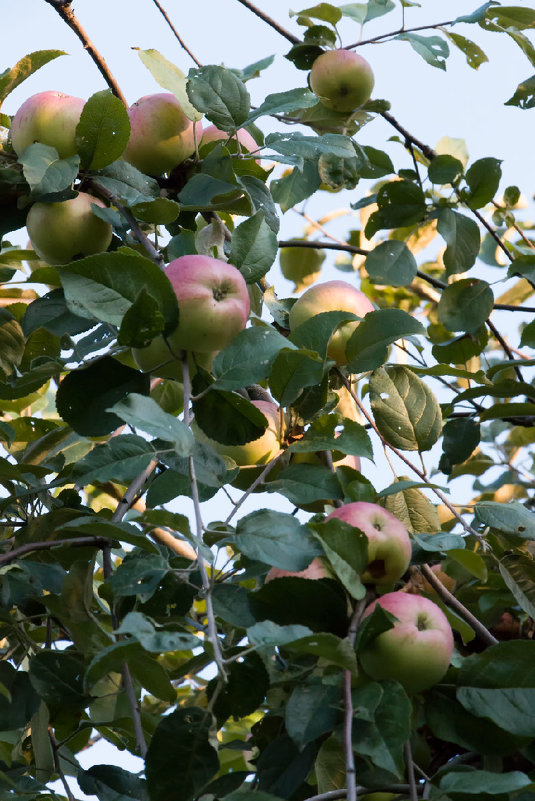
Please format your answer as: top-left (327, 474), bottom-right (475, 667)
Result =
top-left (10, 91), bottom-right (85, 158)
top-left (201, 125), bottom-right (259, 157)
top-left (265, 557), bottom-right (330, 583)
top-left (124, 93), bottom-right (200, 176)
top-left (279, 242), bottom-right (325, 292)
top-left (288, 280), bottom-right (374, 365)
top-left (359, 591), bottom-right (454, 693)
top-left (26, 192), bottom-right (113, 265)
top-left (133, 341), bottom-right (215, 380)
top-left (163, 255), bottom-right (250, 353)
top-left (195, 400), bottom-right (282, 467)
top-left (326, 502), bottom-right (411, 585)
top-left (310, 50), bottom-right (374, 113)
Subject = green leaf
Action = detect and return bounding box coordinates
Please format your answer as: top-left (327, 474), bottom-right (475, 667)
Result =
top-left (428, 155), bottom-right (464, 185)
top-left (379, 478), bottom-right (441, 534)
top-left (438, 278), bottom-right (494, 333)
top-left (345, 308), bottom-right (425, 373)
top-left (265, 131), bottom-right (356, 161)
top-left (78, 766), bottom-right (149, 801)
top-left (245, 87), bottom-right (318, 125)
top-left (0, 663), bottom-right (40, 729)
top-left (365, 180), bottom-right (426, 237)
top-left (208, 651), bottom-right (269, 723)
top-left (0, 50), bottom-right (66, 108)
top-left (291, 309), bottom-right (360, 361)
top-left (72, 434), bottom-right (155, 485)
top-left (247, 621), bottom-right (313, 648)
top-left (474, 500), bottom-right (535, 539)
top-left (29, 651), bottom-right (87, 707)
top-left (293, 3), bottom-right (342, 24)
top-left (269, 347), bottom-right (328, 406)
top-left (436, 208), bottom-right (481, 275)
top-left (499, 554), bottom-right (535, 618)
top-left (239, 54), bottom-right (276, 81)
top-left (117, 287), bottom-right (165, 347)
top-left (270, 161), bottom-right (322, 213)
top-left (60, 247), bottom-right (179, 333)
top-left (187, 65), bottom-right (250, 130)
top-left (0, 309), bottom-right (25, 377)
top-left (358, 145), bottom-right (394, 179)
top-left (440, 417), bottom-right (480, 473)
top-left (18, 143), bottom-right (79, 199)
top-left (519, 318), bottom-right (535, 347)
top-left (288, 414), bottom-right (373, 460)
top-left (212, 326), bottom-right (292, 391)
top-left (116, 612), bottom-right (200, 652)
top-left (137, 48), bottom-right (201, 121)
top-left (177, 173), bottom-right (246, 212)
top-left (309, 517), bottom-right (368, 599)
top-left (351, 681), bottom-right (412, 776)
top-left (240, 174), bottom-right (280, 232)
top-left (145, 707), bottom-right (219, 801)
top-left (285, 682), bottom-right (340, 748)
top-left (235, 509), bottom-right (323, 570)
top-left (229, 211), bottom-right (278, 283)
top-left (395, 33), bottom-right (450, 70)
top-left (505, 74), bottom-right (535, 109)
top-left (212, 583), bottom-right (256, 628)
top-left (454, 2), bottom-right (495, 24)
top-left (370, 365), bottom-right (442, 452)
top-left (56, 357), bottom-right (150, 436)
top-left (108, 393), bottom-right (193, 455)
top-left (23, 289), bottom-right (94, 337)
top-left (465, 157), bottom-right (502, 208)
top-left (132, 198), bottom-right (180, 224)
top-left (289, 633), bottom-right (358, 671)
top-left (318, 152), bottom-right (361, 191)
top-left (315, 736), bottom-right (345, 794)
top-left (108, 553), bottom-right (169, 600)
top-left (439, 770), bottom-right (532, 795)
top-left (445, 31), bottom-right (489, 69)
top-left (365, 240), bottom-right (417, 287)
top-left (192, 384), bottom-right (269, 445)
top-left (267, 462), bottom-right (343, 505)
top-left (485, 5), bottom-right (535, 29)
top-left (75, 89), bottom-right (130, 170)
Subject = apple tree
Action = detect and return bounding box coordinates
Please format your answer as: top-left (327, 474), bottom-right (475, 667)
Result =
top-left (0, 1), bottom-right (535, 800)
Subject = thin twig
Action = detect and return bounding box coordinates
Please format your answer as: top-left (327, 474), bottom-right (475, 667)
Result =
top-left (405, 740), bottom-right (419, 801)
top-left (380, 111), bottom-right (437, 162)
top-left (111, 460), bottom-right (159, 523)
top-left (0, 536), bottom-right (109, 567)
top-left (150, 0), bottom-right (202, 66)
top-left (43, 1), bottom-right (127, 106)
top-left (49, 731), bottom-right (76, 801)
top-left (345, 19), bottom-right (455, 50)
top-left (234, 0), bottom-right (299, 44)
top-left (121, 663), bottom-right (148, 757)
top-left (278, 239), bottom-right (368, 256)
top-left (90, 181), bottom-right (166, 269)
top-left (486, 319), bottom-right (524, 382)
top-left (420, 564), bottom-right (498, 646)
top-left (345, 597), bottom-right (368, 801)
top-left (224, 452), bottom-right (285, 525)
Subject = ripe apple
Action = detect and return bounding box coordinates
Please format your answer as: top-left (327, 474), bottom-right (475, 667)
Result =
top-left (26, 192), bottom-right (113, 265)
top-left (201, 125), bottom-right (259, 157)
top-left (288, 280), bottom-right (374, 365)
top-left (265, 557), bottom-right (330, 583)
top-left (10, 91), bottom-right (85, 158)
top-left (359, 591), bottom-right (454, 693)
top-left (195, 400), bottom-right (282, 467)
top-left (163, 255), bottom-right (250, 353)
top-left (326, 501), bottom-right (411, 585)
top-left (124, 93), bottom-right (201, 176)
top-left (309, 50), bottom-right (375, 113)
top-left (279, 242), bottom-right (325, 292)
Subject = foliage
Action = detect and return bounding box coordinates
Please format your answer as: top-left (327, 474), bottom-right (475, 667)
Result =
top-left (0, 2), bottom-right (535, 800)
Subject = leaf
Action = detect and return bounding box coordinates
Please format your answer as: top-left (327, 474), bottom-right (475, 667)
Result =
top-left (132, 197), bottom-right (180, 224)
top-left (247, 621), bottom-right (313, 648)
top-left (436, 208), bottom-right (480, 275)
top-left (23, 289), bottom-right (94, 337)
top-left (60, 247), bottom-right (179, 333)
top-left (288, 414), bottom-right (373, 460)
top-left (229, 211), bottom-right (278, 283)
top-left (245, 87), bottom-right (318, 125)
top-left (75, 89), bottom-right (131, 170)
top-left (0, 50), bottom-right (66, 108)
top-left (365, 180), bottom-right (426, 237)
top-left (318, 152), bottom-right (361, 190)
top-left (439, 770), bottom-right (531, 795)
top-left (269, 347), bottom-right (328, 406)
top-left (365, 240), bottom-right (417, 287)
top-left (29, 651), bottom-right (87, 707)
top-left (315, 736), bottom-right (345, 794)
top-left (369, 365), bottom-right (442, 452)
top-left (56, 357), bottom-right (150, 436)
top-left (309, 517), bottom-right (368, 599)
top-left (453, 2), bottom-right (496, 24)
top-left (267, 462), bottom-right (343, 505)
top-left (0, 309), bottom-right (25, 377)
top-left (117, 287), bottom-right (165, 347)
top-left (235, 509), bottom-right (323, 570)
top-left (499, 554), bottom-right (535, 618)
top-left (187, 65), bottom-right (250, 130)
top-left (78, 766), bottom-right (149, 801)
top-left (505, 74), bottom-right (535, 109)
top-left (474, 500), bottom-right (535, 538)
top-left (192, 384), bottom-right (269, 445)
top-left (137, 48), bottom-right (201, 121)
top-left (438, 278), bottom-right (494, 333)
top-left (428, 155), bottom-right (464, 185)
top-left (395, 33), bottom-right (450, 70)
top-left (212, 326), bottom-right (292, 390)
top-left (108, 394), bottom-right (193, 455)
top-left (379, 478), bottom-right (441, 534)
top-left (345, 308), bottom-right (426, 373)
top-left (293, 3), bottom-right (342, 24)
top-left (285, 682), bottom-right (340, 748)
top-left (351, 681), bottom-right (411, 776)
top-left (458, 687), bottom-right (535, 737)
top-left (465, 157), bottom-right (502, 209)
top-left (0, 663), bottom-right (40, 730)
top-left (116, 612), bottom-right (200, 652)
top-left (445, 31), bottom-right (489, 69)
top-left (439, 417), bottom-right (480, 474)
top-left (18, 143), bottom-right (79, 199)
top-left (265, 131), bottom-right (356, 161)
top-left (72, 434), bottom-right (155, 485)
top-left (270, 161), bottom-right (322, 212)
top-left (208, 652), bottom-right (269, 722)
top-left (485, 5), bottom-right (535, 29)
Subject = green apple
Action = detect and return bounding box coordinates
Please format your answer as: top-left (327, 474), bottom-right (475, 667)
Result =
top-left (26, 192), bottom-right (113, 265)
top-left (194, 400), bottom-right (282, 466)
top-left (132, 338), bottom-right (215, 380)
top-left (310, 50), bottom-right (374, 113)
top-left (359, 591), bottom-right (454, 693)
top-left (326, 501), bottom-right (411, 585)
top-left (10, 91), bottom-right (85, 158)
top-left (288, 279), bottom-right (374, 365)
top-left (280, 242), bottom-right (325, 292)
top-left (124, 93), bottom-right (200, 176)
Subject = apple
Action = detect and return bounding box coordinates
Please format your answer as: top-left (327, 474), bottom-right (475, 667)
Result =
top-left (26, 192), bottom-right (113, 265)
top-left (163, 255), bottom-right (250, 353)
top-left (288, 279), bottom-right (374, 365)
top-left (132, 339), bottom-right (215, 380)
top-left (10, 91), bottom-right (85, 158)
top-left (201, 125), bottom-right (259, 157)
top-left (124, 93), bottom-right (201, 176)
top-left (358, 591), bottom-right (454, 693)
top-left (195, 400), bottom-right (282, 467)
top-left (326, 501), bottom-right (411, 585)
top-left (279, 242), bottom-right (325, 292)
top-left (309, 50), bottom-right (374, 113)
top-left (265, 557), bottom-right (330, 583)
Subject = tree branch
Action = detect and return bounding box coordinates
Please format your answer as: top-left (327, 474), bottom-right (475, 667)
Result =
top-left (346, 19), bottom-right (456, 50)
top-left (405, 740), bottom-right (419, 801)
top-left (49, 731), bottom-right (76, 801)
top-left (304, 785), bottom-right (423, 801)
top-left (0, 536), bottom-right (109, 567)
top-left (345, 597), bottom-right (368, 801)
top-left (151, 0), bottom-right (202, 66)
top-left (224, 452), bottom-right (285, 525)
top-left (111, 459), bottom-right (159, 523)
top-left (234, 0), bottom-right (299, 44)
top-left (419, 564), bottom-right (498, 646)
top-left (43, 1), bottom-right (128, 106)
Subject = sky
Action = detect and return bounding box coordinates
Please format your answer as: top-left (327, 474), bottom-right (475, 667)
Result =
top-left (1, 0), bottom-right (534, 793)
